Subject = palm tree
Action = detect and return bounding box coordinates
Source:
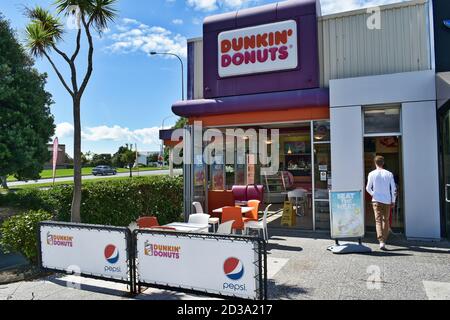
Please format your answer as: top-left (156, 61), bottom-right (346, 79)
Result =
top-left (25, 0), bottom-right (118, 223)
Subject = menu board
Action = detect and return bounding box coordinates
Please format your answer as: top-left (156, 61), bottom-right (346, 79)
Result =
top-left (330, 191), bottom-right (364, 239)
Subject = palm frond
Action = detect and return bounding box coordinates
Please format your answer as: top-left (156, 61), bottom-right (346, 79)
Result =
top-left (25, 6), bottom-right (64, 41)
top-left (53, 0), bottom-right (91, 15)
top-left (88, 0), bottom-right (118, 33)
top-left (25, 22), bottom-right (55, 57)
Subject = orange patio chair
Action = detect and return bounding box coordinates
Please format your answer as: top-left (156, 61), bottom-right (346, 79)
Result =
top-left (222, 207), bottom-right (244, 233)
top-left (137, 216), bottom-right (159, 229)
top-left (243, 200), bottom-right (260, 223)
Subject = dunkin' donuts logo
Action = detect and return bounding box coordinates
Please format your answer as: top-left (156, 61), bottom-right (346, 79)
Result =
top-left (46, 232), bottom-right (73, 247)
top-left (218, 20), bottom-right (298, 77)
top-left (144, 241), bottom-right (181, 259)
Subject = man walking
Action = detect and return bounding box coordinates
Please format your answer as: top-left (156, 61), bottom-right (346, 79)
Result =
top-left (366, 156), bottom-right (397, 250)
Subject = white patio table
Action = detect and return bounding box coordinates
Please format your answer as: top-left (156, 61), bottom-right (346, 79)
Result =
top-left (164, 222), bottom-right (209, 233)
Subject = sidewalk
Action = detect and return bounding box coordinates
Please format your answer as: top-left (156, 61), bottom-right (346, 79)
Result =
top-left (1, 230), bottom-right (450, 300)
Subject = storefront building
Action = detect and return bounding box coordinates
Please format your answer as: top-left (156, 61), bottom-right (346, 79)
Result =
top-left (163, 0), bottom-right (447, 240)
top-left (434, 0), bottom-right (450, 240)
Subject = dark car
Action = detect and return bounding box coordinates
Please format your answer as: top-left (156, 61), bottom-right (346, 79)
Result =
top-left (92, 166), bottom-right (117, 176)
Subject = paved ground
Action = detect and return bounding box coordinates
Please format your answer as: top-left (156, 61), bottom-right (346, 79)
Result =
top-left (7, 169), bottom-right (182, 187)
top-left (1, 230), bottom-right (450, 300)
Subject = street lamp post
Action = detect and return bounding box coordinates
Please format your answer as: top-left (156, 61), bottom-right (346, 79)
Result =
top-left (150, 51), bottom-right (185, 101)
top-left (151, 51), bottom-right (184, 176)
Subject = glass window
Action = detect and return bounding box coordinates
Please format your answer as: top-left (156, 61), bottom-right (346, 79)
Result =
top-left (314, 121), bottom-right (331, 142)
top-left (364, 106), bottom-right (401, 135)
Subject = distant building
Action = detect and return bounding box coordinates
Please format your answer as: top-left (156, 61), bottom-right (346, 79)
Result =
top-left (137, 151), bottom-right (159, 166)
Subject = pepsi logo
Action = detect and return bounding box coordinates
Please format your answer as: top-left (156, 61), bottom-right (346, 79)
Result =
top-left (104, 244), bottom-right (119, 264)
top-left (223, 257), bottom-right (244, 281)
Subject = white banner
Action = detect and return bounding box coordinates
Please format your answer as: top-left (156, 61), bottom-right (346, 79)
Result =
top-left (218, 20), bottom-right (298, 78)
top-left (136, 233), bottom-right (259, 299)
top-left (40, 224), bottom-right (129, 281)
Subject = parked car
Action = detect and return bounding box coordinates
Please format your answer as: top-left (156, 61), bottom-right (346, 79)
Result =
top-left (92, 166), bottom-right (117, 176)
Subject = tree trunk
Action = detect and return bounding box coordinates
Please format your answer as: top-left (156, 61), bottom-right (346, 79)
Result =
top-left (71, 98), bottom-right (82, 223)
top-left (0, 176), bottom-right (8, 189)
top-left (129, 165), bottom-right (133, 178)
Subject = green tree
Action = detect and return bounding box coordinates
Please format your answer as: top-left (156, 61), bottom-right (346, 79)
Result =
top-left (174, 117), bottom-right (188, 129)
top-left (24, 1), bottom-right (118, 222)
top-left (91, 153), bottom-right (112, 167)
top-left (0, 15), bottom-right (55, 189)
top-left (112, 145), bottom-right (129, 168)
top-left (120, 147), bottom-right (136, 178)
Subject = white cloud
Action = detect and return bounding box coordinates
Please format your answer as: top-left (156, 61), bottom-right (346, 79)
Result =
top-left (186, 0), bottom-right (259, 12)
top-left (55, 122), bottom-right (74, 139)
top-left (55, 123), bottom-right (172, 148)
top-left (172, 19), bottom-right (184, 25)
top-left (105, 18), bottom-right (187, 58)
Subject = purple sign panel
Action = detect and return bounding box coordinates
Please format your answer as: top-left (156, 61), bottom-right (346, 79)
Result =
top-left (203, 0), bottom-right (320, 99)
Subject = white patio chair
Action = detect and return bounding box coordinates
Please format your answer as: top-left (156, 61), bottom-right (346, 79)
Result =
top-left (244, 204), bottom-right (272, 242)
top-left (216, 220), bottom-right (234, 235)
top-left (188, 213), bottom-right (210, 225)
top-left (192, 202), bottom-right (204, 214)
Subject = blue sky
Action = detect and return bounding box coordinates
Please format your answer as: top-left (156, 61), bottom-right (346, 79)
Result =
top-left (1, 0), bottom-right (405, 156)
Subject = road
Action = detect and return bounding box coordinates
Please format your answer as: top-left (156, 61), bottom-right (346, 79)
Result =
top-left (8, 169), bottom-right (183, 187)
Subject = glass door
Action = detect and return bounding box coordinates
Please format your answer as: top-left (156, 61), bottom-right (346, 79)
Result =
top-left (440, 107), bottom-right (450, 239)
top-left (313, 121), bottom-right (331, 231)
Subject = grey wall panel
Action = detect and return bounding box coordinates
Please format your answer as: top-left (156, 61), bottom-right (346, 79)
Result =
top-left (330, 106), bottom-right (364, 193)
top-left (402, 101), bottom-right (441, 239)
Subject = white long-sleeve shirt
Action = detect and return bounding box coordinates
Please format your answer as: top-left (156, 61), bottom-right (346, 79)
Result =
top-left (366, 168), bottom-right (397, 205)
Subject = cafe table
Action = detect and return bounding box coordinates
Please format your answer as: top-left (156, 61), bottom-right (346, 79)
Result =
top-left (164, 222), bottom-right (209, 233)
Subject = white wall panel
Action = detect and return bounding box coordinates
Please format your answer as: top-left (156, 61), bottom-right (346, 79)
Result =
top-left (330, 106), bottom-right (364, 193)
top-left (402, 101), bottom-right (441, 239)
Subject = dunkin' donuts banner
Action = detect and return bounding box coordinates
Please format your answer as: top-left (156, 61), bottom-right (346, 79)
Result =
top-left (218, 20), bottom-right (298, 78)
top-left (39, 223), bottom-right (130, 281)
top-left (136, 232), bottom-right (259, 299)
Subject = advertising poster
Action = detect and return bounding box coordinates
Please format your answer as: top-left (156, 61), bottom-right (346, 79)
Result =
top-left (136, 233), bottom-right (259, 300)
top-left (40, 224), bottom-right (129, 281)
top-left (212, 164), bottom-right (225, 190)
top-left (330, 191), bottom-right (364, 239)
top-left (193, 164), bottom-right (205, 187)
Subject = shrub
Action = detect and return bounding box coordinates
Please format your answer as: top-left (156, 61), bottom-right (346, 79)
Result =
top-left (0, 210), bottom-right (53, 262)
top-left (0, 176), bottom-right (184, 227)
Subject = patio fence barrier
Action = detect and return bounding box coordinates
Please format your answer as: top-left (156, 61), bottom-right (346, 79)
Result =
top-left (37, 221), bottom-right (267, 300)
top-left (38, 221), bottom-right (136, 293)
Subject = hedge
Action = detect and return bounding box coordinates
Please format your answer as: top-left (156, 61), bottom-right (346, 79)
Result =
top-left (0, 176), bottom-right (184, 227)
top-left (0, 210), bottom-right (53, 262)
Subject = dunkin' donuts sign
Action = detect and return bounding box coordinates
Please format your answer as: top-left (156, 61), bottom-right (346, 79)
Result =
top-left (218, 20), bottom-right (298, 78)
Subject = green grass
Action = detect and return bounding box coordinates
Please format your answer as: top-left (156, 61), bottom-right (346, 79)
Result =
top-left (2, 175), bottom-right (137, 191)
top-left (7, 166), bottom-right (169, 182)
